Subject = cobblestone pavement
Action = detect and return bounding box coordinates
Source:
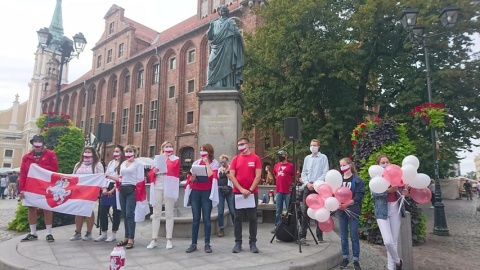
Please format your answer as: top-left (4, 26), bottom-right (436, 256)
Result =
top-left (0, 198), bottom-right (22, 243)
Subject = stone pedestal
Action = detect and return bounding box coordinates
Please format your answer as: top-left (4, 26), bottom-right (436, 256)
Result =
top-left (197, 89), bottom-right (242, 160)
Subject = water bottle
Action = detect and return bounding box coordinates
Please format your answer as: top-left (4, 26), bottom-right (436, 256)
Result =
top-left (262, 193), bottom-right (267, 204)
top-left (109, 247), bottom-right (123, 269)
top-left (120, 246), bottom-right (126, 267)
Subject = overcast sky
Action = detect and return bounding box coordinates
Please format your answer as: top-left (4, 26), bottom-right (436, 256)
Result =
top-left (0, 0), bottom-right (478, 174)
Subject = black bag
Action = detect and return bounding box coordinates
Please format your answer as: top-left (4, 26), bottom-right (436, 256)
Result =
top-left (119, 185), bottom-right (136, 195)
top-left (219, 186), bottom-right (232, 196)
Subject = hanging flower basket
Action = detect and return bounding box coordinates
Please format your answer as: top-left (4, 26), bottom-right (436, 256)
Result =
top-left (409, 103), bottom-right (447, 129)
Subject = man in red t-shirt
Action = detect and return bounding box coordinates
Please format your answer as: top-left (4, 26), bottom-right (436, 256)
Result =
top-left (272, 150), bottom-right (294, 231)
top-left (229, 137), bottom-right (262, 254)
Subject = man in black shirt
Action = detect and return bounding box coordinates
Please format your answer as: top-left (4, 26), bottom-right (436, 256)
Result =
top-left (463, 180), bottom-right (472, 200)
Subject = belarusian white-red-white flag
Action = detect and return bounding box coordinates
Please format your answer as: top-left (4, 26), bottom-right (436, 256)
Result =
top-left (22, 164), bottom-right (104, 217)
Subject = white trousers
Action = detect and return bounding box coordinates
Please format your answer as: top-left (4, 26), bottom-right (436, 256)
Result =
top-left (151, 189), bottom-right (175, 239)
top-left (376, 202), bottom-right (401, 270)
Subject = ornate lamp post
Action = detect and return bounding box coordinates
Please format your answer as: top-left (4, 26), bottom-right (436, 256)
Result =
top-left (37, 27), bottom-right (87, 114)
top-left (400, 4), bottom-right (460, 236)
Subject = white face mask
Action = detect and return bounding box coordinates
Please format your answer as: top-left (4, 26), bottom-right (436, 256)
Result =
top-left (340, 165), bottom-right (350, 173)
top-left (125, 153), bottom-right (134, 159)
top-left (200, 151), bottom-right (208, 158)
top-left (112, 152), bottom-right (120, 159)
top-left (33, 142), bottom-right (43, 148)
top-left (310, 146), bottom-right (319, 153)
top-left (238, 144), bottom-right (248, 152)
top-left (164, 147), bottom-right (174, 154)
top-left (380, 163), bottom-right (390, 168)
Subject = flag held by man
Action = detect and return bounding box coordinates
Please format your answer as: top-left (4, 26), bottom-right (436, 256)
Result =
top-left (23, 164), bottom-right (104, 217)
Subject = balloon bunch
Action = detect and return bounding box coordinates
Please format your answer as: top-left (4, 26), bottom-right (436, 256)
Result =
top-left (368, 155), bottom-right (432, 204)
top-left (305, 170), bottom-right (353, 232)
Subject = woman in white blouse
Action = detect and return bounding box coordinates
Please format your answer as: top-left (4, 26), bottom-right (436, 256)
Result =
top-left (95, 145), bottom-right (125, 242)
top-left (70, 147), bottom-right (104, 241)
top-left (116, 145), bottom-right (144, 249)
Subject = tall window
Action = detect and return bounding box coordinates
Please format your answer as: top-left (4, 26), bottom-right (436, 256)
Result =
top-left (121, 108), bottom-right (129, 135)
top-left (124, 74), bottom-right (130, 93)
top-left (188, 49), bottom-right (195, 63)
top-left (4, 150), bottom-right (13, 158)
top-left (112, 79), bottom-right (117, 98)
top-left (187, 111), bottom-right (194, 124)
top-left (187, 79), bottom-right (195, 93)
top-left (90, 89), bottom-right (96, 104)
top-left (82, 92), bottom-right (86, 107)
top-left (152, 64), bottom-right (159, 84)
top-left (100, 115), bottom-right (105, 123)
top-left (149, 146), bottom-right (156, 158)
top-left (89, 118), bottom-right (93, 133)
top-left (107, 49), bottom-right (113, 63)
top-left (149, 100), bottom-right (158, 129)
top-left (169, 57), bottom-right (176, 70)
top-left (168, 86), bottom-right (175, 98)
top-left (118, 43), bottom-right (124, 58)
top-left (80, 121), bottom-right (84, 131)
top-left (134, 104), bottom-right (143, 132)
top-left (137, 69), bottom-right (144, 88)
top-left (109, 21), bottom-right (115, 34)
top-left (97, 55), bottom-right (102, 68)
top-left (110, 112), bottom-right (115, 125)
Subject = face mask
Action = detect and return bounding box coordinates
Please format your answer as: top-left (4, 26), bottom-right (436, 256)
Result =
top-left (380, 163), bottom-right (390, 168)
top-left (33, 142), bottom-right (43, 149)
top-left (200, 151), bottom-right (208, 158)
top-left (310, 146), bottom-right (319, 153)
top-left (164, 147), bottom-right (174, 154)
top-left (340, 165), bottom-right (350, 173)
top-left (112, 152), bottom-right (120, 159)
top-left (83, 153), bottom-right (93, 158)
top-left (238, 144), bottom-right (247, 152)
top-left (220, 161), bottom-right (227, 166)
top-left (125, 153), bottom-right (134, 159)
top-left (278, 156), bottom-right (286, 162)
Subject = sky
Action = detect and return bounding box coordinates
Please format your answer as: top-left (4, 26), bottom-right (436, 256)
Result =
top-left (0, 0), bottom-right (479, 174)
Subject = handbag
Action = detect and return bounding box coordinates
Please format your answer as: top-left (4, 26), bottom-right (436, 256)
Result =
top-left (119, 185), bottom-right (136, 195)
top-left (218, 186), bottom-right (232, 196)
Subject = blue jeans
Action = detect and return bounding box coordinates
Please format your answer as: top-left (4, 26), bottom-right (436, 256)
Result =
top-left (119, 190), bottom-right (136, 239)
top-left (218, 189), bottom-right (234, 228)
top-left (275, 193), bottom-right (290, 226)
top-left (190, 189), bottom-right (212, 245)
top-left (338, 211), bottom-right (360, 261)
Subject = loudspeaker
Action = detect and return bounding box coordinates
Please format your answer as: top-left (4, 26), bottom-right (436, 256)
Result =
top-left (96, 123), bottom-right (113, 142)
top-left (284, 117), bottom-right (301, 141)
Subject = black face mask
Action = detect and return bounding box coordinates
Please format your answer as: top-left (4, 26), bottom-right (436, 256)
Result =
top-left (278, 156), bottom-right (286, 162)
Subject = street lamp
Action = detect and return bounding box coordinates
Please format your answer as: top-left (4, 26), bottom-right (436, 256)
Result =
top-left (37, 27), bottom-right (87, 114)
top-left (400, 4), bottom-right (460, 237)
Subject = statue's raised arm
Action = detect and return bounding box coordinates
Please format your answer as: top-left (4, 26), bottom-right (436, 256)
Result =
top-left (205, 5), bottom-right (245, 89)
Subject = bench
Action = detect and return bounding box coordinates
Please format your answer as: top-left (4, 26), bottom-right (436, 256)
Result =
top-left (257, 203), bottom-right (276, 223)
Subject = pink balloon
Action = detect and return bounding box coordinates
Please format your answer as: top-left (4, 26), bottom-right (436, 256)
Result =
top-left (316, 196), bottom-right (325, 208)
top-left (382, 164), bottom-right (404, 186)
top-left (306, 194), bottom-right (321, 209)
top-left (316, 184), bottom-right (333, 199)
top-left (317, 217), bottom-right (334, 232)
top-left (410, 187), bottom-right (432, 204)
top-left (334, 187), bottom-right (353, 204)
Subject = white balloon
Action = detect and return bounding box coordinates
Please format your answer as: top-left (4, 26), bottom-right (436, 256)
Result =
top-left (307, 207), bottom-right (317, 219)
top-left (401, 164), bottom-right (418, 185)
top-left (325, 170), bottom-right (343, 191)
top-left (409, 173), bottom-right (431, 189)
top-left (369, 176), bottom-right (390, 193)
top-left (313, 180), bottom-right (326, 193)
top-left (314, 208), bottom-right (330, 222)
top-left (368, 165), bottom-right (384, 178)
top-left (402, 155), bottom-right (420, 170)
top-left (324, 197), bottom-right (340, 212)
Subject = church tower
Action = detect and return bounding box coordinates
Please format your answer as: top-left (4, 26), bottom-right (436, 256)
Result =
top-left (198, 0), bottom-right (239, 19)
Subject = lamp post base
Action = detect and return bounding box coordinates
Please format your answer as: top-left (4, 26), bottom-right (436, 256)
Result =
top-left (433, 202), bottom-right (449, 236)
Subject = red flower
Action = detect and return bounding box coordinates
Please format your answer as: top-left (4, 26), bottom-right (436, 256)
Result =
top-left (375, 117), bottom-right (381, 123)
top-left (351, 140), bottom-right (357, 146)
top-left (363, 213), bottom-right (370, 219)
top-left (354, 130), bottom-right (359, 135)
top-left (348, 154), bottom-right (353, 159)
top-left (360, 123), bottom-right (366, 128)
top-left (361, 132), bottom-right (366, 137)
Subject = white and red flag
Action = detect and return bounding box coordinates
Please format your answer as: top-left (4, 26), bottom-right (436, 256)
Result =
top-left (22, 164), bottom-right (104, 217)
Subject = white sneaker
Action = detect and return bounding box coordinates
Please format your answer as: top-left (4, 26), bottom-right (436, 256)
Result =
top-left (105, 234), bottom-right (116, 242)
top-left (166, 240), bottom-right (173, 249)
top-left (82, 232), bottom-right (92, 241)
top-left (94, 234), bottom-right (107, 242)
top-left (147, 240), bottom-right (158, 249)
top-left (70, 231), bottom-right (82, 241)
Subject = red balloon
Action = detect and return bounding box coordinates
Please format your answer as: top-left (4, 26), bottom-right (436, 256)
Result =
top-left (334, 187), bottom-right (353, 204)
top-left (410, 187), bottom-right (432, 204)
top-left (317, 184), bottom-right (333, 199)
top-left (317, 217), bottom-right (334, 232)
top-left (382, 164), bottom-right (404, 186)
top-left (306, 194), bottom-right (321, 209)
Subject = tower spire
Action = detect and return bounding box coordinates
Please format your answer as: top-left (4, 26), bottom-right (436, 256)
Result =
top-left (49, 0), bottom-right (64, 46)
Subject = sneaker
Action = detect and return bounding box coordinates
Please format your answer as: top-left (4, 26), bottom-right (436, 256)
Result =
top-left (94, 234), bottom-right (107, 242)
top-left (205, 244), bottom-right (212, 253)
top-left (166, 240), bottom-right (173, 249)
top-left (46, 234), bottom-right (55, 242)
top-left (232, 243), bottom-right (242, 253)
top-left (147, 240), bottom-right (158, 249)
top-left (271, 226), bottom-right (277, 234)
top-left (353, 261), bottom-right (362, 270)
top-left (249, 242), bottom-right (259, 253)
top-left (340, 258), bottom-right (349, 268)
top-left (395, 259), bottom-right (403, 270)
top-left (185, 244), bottom-right (197, 253)
top-left (20, 233), bottom-right (38, 242)
top-left (297, 238), bottom-right (309, 246)
top-left (82, 232), bottom-right (92, 241)
top-left (70, 231), bottom-right (82, 241)
top-left (218, 228), bottom-right (224, 237)
top-left (105, 234), bottom-right (116, 242)
top-left (317, 235), bottom-right (324, 242)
